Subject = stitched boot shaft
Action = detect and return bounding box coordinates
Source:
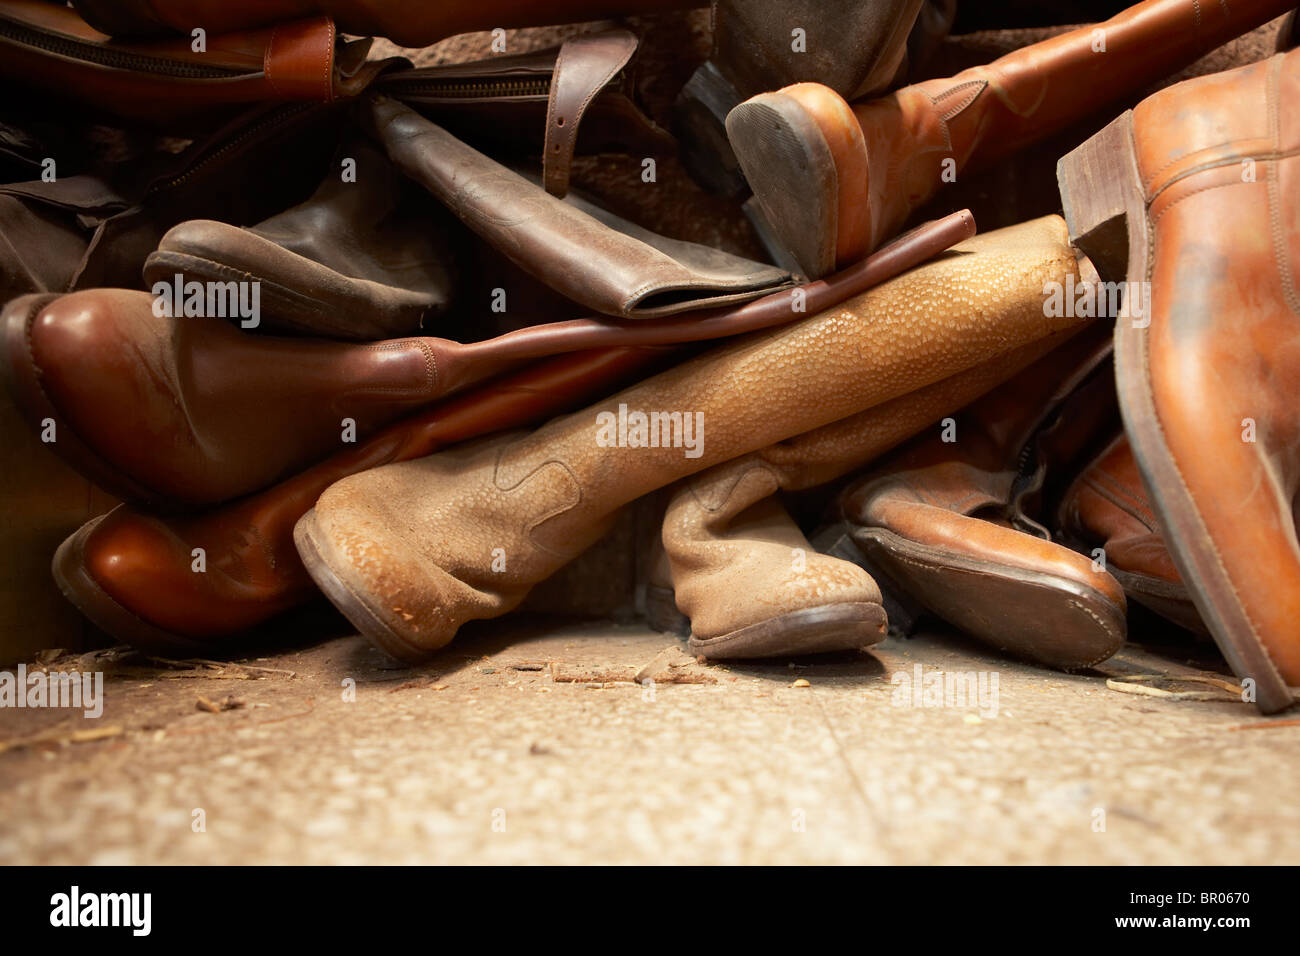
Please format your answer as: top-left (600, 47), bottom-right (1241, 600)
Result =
top-left (297, 215), bottom-right (1091, 661)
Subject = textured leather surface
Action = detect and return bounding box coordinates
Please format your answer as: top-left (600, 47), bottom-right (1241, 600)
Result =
top-left (663, 459), bottom-right (881, 639)
top-left (841, 322), bottom-right (1127, 641)
top-left (369, 96), bottom-right (792, 319)
top-left (68, 346), bottom-right (668, 643)
top-left (1128, 49), bottom-right (1300, 682)
top-left (301, 215), bottom-right (1092, 658)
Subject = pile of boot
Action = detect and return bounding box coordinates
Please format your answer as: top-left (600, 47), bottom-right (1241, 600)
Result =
top-left (1, 0), bottom-right (1297, 715)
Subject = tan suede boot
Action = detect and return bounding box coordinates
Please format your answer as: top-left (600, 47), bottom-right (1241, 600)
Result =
top-left (295, 216), bottom-right (1090, 662)
top-left (650, 327), bottom-right (1083, 659)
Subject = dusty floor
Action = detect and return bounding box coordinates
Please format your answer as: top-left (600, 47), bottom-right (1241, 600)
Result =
top-left (1, 613), bottom-right (1295, 865)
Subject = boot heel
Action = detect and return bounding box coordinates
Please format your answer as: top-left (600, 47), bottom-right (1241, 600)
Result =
top-left (1056, 110), bottom-right (1149, 284)
top-left (673, 62), bottom-right (750, 199)
top-left (645, 583), bottom-right (691, 637)
top-left (811, 521), bottom-right (925, 637)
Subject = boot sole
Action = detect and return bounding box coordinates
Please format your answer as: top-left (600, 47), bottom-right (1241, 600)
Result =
top-left (0, 295), bottom-right (175, 509)
top-left (1060, 110), bottom-right (1297, 712)
top-left (294, 507), bottom-right (429, 664)
top-left (853, 527), bottom-right (1125, 671)
top-left (726, 92), bottom-right (838, 279)
top-left (51, 515), bottom-right (210, 656)
top-left (646, 580), bottom-right (885, 659)
top-left (145, 243), bottom-right (432, 341)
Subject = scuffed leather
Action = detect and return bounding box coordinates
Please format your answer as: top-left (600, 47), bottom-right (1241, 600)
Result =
top-left (839, 0), bottom-right (1298, 252)
top-left (302, 215), bottom-right (1093, 658)
top-left (1128, 49), bottom-right (1300, 682)
top-left (369, 96), bottom-right (793, 319)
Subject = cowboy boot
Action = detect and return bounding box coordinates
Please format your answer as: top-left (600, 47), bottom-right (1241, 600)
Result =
top-left (726, 0), bottom-right (1296, 278)
top-left (1058, 48), bottom-right (1300, 713)
top-left (51, 345), bottom-right (669, 654)
top-left (69, 0), bottom-right (702, 44)
top-left (650, 325), bottom-right (1082, 659)
top-left (1057, 434), bottom-right (1206, 636)
top-left (824, 321), bottom-right (1128, 670)
top-left (294, 215), bottom-right (1092, 662)
top-left (144, 140), bottom-right (462, 341)
top-left (45, 212), bottom-right (967, 652)
top-left (674, 0), bottom-right (931, 196)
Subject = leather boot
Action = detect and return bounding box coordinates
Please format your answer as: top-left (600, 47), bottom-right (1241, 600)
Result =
top-left (650, 325), bottom-right (1081, 659)
top-left (44, 213), bottom-right (968, 651)
top-left (726, 0), bottom-right (1296, 278)
top-left (367, 96), bottom-right (793, 320)
top-left (674, 0), bottom-right (928, 196)
top-left (7, 208), bottom-right (968, 514)
top-left (144, 140), bottom-right (462, 341)
top-left (825, 321), bottom-right (1128, 670)
top-left (294, 215), bottom-right (1092, 662)
top-left (1057, 435), bottom-right (1205, 637)
top-left (0, 290), bottom-right (503, 509)
top-left (69, 0), bottom-right (703, 44)
top-left (51, 346), bottom-right (669, 653)
top-left (1058, 48), bottom-right (1300, 713)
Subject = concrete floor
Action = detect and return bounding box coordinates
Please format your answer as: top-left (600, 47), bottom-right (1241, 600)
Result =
top-left (1, 612), bottom-right (1296, 865)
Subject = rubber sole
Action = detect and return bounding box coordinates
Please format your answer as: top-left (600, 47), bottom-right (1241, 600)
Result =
top-left (854, 527), bottom-right (1126, 671)
top-left (1060, 110), bottom-right (1297, 713)
top-left (726, 92), bottom-right (838, 280)
top-left (645, 581), bottom-right (885, 660)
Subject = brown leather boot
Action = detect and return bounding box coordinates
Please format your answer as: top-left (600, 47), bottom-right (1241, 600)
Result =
top-left (727, 0), bottom-right (1296, 277)
top-left (1058, 48), bottom-right (1300, 713)
top-left (650, 326), bottom-right (1081, 659)
top-left (45, 213), bottom-right (969, 652)
top-left (826, 322), bottom-right (1128, 671)
top-left (674, 0), bottom-right (929, 196)
top-left (144, 140), bottom-right (462, 341)
top-left (653, 457), bottom-right (888, 659)
top-left (69, 0), bottom-right (702, 44)
top-left (0, 290), bottom-right (498, 509)
top-left (294, 215), bottom-right (1092, 662)
top-left (1057, 435), bottom-right (1205, 637)
top-left (51, 346), bottom-right (668, 653)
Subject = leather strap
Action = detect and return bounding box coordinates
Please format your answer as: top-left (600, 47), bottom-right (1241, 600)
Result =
top-left (543, 29), bottom-right (638, 198)
top-left (264, 16), bottom-right (336, 102)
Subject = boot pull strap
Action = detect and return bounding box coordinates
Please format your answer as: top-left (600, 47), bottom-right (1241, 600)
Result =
top-left (543, 28), bottom-right (638, 198)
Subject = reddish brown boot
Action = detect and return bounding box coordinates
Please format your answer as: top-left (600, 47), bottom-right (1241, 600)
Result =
top-left (1059, 48), bottom-right (1300, 712)
top-left (727, 0), bottom-right (1295, 277)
